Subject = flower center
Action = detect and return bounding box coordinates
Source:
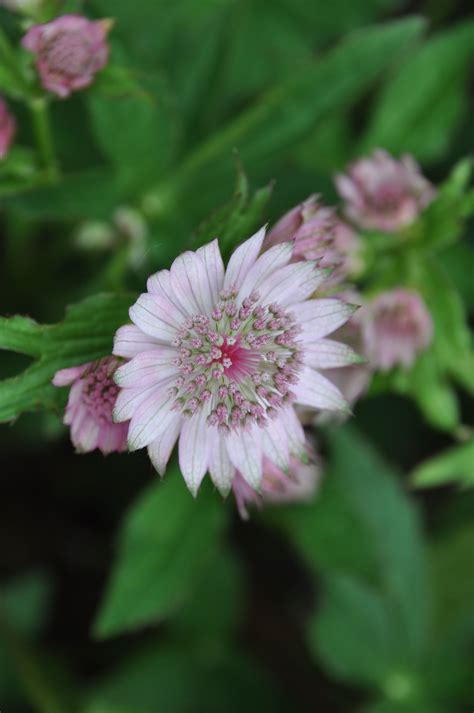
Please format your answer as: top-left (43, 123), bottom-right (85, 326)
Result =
top-left (82, 358), bottom-right (120, 423)
top-left (168, 289), bottom-right (303, 434)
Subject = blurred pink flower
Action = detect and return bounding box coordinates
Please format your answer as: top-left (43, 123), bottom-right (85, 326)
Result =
top-left (0, 97), bottom-right (16, 159)
top-left (53, 357), bottom-right (128, 454)
top-left (335, 149), bottom-right (436, 232)
top-left (22, 14), bottom-right (111, 98)
top-left (113, 228), bottom-right (359, 496)
top-left (362, 288), bottom-right (433, 371)
top-left (264, 195), bottom-right (361, 288)
top-left (232, 440), bottom-right (321, 519)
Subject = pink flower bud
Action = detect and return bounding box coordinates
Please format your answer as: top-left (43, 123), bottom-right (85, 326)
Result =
top-left (53, 357), bottom-right (129, 454)
top-left (22, 14), bottom-right (111, 98)
top-left (0, 97), bottom-right (16, 160)
top-left (232, 440), bottom-right (321, 519)
top-left (265, 194), bottom-right (361, 287)
top-left (362, 288), bottom-right (433, 371)
top-left (335, 149), bottom-right (436, 232)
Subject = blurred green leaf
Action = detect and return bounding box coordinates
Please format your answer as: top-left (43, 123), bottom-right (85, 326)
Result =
top-left (411, 440), bottom-right (474, 489)
top-left (362, 22), bottom-right (474, 161)
top-left (306, 427), bottom-right (430, 686)
top-left (312, 574), bottom-right (399, 686)
top-left (193, 157), bottom-right (273, 259)
top-left (0, 293), bottom-right (133, 422)
top-left (153, 17), bottom-right (425, 219)
top-left (88, 74), bottom-right (178, 195)
top-left (94, 473), bottom-right (226, 639)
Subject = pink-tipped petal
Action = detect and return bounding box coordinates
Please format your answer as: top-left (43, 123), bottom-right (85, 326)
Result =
top-left (114, 349), bottom-right (177, 389)
top-left (295, 299), bottom-right (357, 339)
top-left (237, 241), bottom-right (293, 300)
top-left (127, 391), bottom-right (174, 451)
top-left (196, 239), bottom-right (225, 304)
top-left (129, 294), bottom-right (180, 341)
top-left (262, 417), bottom-right (290, 471)
top-left (52, 364), bottom-right (87, 386)
top-left (207, 428), bottom-right (235, 496)
top-left (258, 261), bottom-right (327, 306)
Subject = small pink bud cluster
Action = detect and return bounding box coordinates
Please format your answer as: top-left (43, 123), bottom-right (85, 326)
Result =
top-left (361, 288), bottom-right (433, 371)
top-left (336, 149), bottom-right (436, 232)
top-left (22, 15), bottom-right (111, 98)
top-left (0, 97), bottom-right (16, 160)
top-left (53, 357), bottom-right (128, 454)
top-left (265, 194), bottom-right (360, 288)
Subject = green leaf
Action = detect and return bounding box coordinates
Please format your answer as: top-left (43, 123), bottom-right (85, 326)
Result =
top-left (411, 440), bottom-right (474, 489)
top-left (311, 574), bottom-right (398, 686)
top-left (10, 169), bottom-right (121, 220)
top-left (193, 157), bottom-right (273, 259)
top-left (362, 22), bottom-right (474, 161)
top-left (88, 73), bottom-right (178, 195)
top-left (151, 17), bottom-right (425, 219)
top-left (305, 427), bottom-right (430, 685)
top-left (93, 472), bottom-right (226, 639)
top-left (0, 293), bottom-right (133, 422)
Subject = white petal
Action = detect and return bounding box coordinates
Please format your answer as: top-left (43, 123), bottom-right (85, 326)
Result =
top-left (237, 241), bottom-right (293, 301)
top-left (303, 339), bottom-right (361, 369)
top-left (114, 350), bottom-right (178, 388)
top-left (262, 418), bottom-right (290, 470)
top-left (257, 261), bottom-right (328, 306)
top-left (226, 425), bottom-right (263, 489)
top-left (113, 325), bottom-right (162, 359)
top-left (129, 294), bottom-right (179, 341)
top-left (292, 299), bottom-right (357, 339)
top-left (127, 391), bottom-right (174, 451)
top-left (294, 366), bottom-right (349, 412)
top-left (178, 406), bottom-right (210, 495)
top-left (279, 407), bottom-right (306, 457)
top-left (170, 251), bottom-right (212, 316)
top-left (147, 411), bottom-right (182, 475)
top-left (207, 428), bottom-right (235, 496)
top-left (223, 226), bottom-right (266, 291)
top-left (197, 239), bottom-right (225, 305)
top-left (113, 384), bottom-right (158, 423)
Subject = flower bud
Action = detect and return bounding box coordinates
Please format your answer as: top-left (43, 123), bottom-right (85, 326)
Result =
top-left (362, 288), bottom-right (433, 371)
top-left (335, 149), bottom-right (436, 232)
top-left (22, 14), bottom-right (111, 98)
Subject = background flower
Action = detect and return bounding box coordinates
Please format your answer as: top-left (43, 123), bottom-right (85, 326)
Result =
top-left (0, 97), bottom-right (16, 159)
top-left (22, 14), bottom-right (111, 97)
top-left (335, 149), bottom-right (436, 232)
top-left (362, 288), bottom-right (433, 371)
top-left (53, 357), bottom-right (128, 454)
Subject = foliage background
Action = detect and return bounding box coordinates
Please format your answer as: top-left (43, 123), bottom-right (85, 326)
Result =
top-left (0, 0), bottom-right (473, 711)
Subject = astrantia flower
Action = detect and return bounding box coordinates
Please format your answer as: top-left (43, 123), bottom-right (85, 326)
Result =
top-left (335, 150), bottom-right (436, 232)
top-left (22, 14), bottom-right (111, 98)
top-left (0, 97), bottom-right (15, 160)
top-left (362, 288), bottom-right (433, 371)
top-left (53, 357), bottom-right (128, 454)
top-left (113, 228), bottom-right (359, 495)
top-left (232, 438), bottom-right (320, 519)
top-left (264, 195), bottom-right (361, 288)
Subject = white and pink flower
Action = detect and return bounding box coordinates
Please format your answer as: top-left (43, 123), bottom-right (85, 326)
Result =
top-left (335, 150), bottom-right (436, 232)
top-left (362, 288), bottom-right (433, 371)
top-left (0, 97), bottom-right (16, 160)
top-left (264, 195), bottom-right (361, 288)
top-left (53, 357), bottom-right (128, 454)
top-left (22, 14), bottom-right (111, 98)
top-left (113, 228), bottom-right (359, 496)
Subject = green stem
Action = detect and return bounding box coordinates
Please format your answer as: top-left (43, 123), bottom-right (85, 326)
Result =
top-left (30, 98), bottom-right (59, 181)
